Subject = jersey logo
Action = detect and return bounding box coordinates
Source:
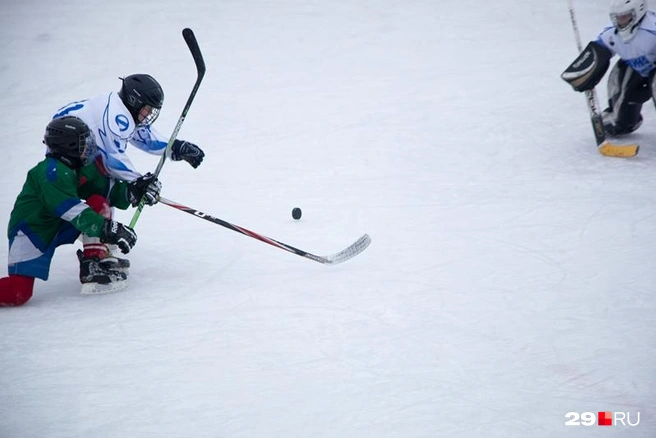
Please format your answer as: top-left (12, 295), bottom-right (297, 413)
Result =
top-left (53, 103), bottom-right (84, 119)
top-left (115, 114), bottom-right (130, 132)
top-left (627, 56), bottom-right (652, 76)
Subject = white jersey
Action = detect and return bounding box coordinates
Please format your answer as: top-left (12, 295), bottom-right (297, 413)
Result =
top-left (52, 92), bottom-right (168, 181)
top-left (596, 10), bottom-right (656, 77)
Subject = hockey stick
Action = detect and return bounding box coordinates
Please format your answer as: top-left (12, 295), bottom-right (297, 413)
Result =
top-left (157, 197), bottom-right (372, 265)
top-left (130, 28), bottom-right (206, 227)
top-left (566, 0), bottom-right (639, 158)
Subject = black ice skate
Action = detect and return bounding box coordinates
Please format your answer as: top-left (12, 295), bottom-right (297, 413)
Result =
top-left (99, 250), bottom-right (130, 273)
top-left (602, 110), bottom-right (643, 137)
top-left (77, 250), bottom-right (128, 295)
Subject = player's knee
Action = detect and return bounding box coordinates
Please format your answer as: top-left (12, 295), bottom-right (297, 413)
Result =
top-left (9, 289), bottom-right (33, 306)
top-left (0, 275), bottom-right (35, 307)
top-left (86, 194), bottom-right (111, 219)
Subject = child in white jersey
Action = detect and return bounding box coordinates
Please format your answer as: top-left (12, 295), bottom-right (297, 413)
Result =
top-left (562, 0), bottom-right (656, 136)
top-left (53, 74), bottom-right (205, 273)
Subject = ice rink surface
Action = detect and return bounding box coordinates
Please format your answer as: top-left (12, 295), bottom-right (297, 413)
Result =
top-left (1, 0), bottom-right (654, 436)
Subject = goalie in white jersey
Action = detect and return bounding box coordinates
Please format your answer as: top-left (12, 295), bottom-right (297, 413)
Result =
top-left (562, 0), bottom-right (656, 136)
top-left (52, 74), bottom-right (205, 275)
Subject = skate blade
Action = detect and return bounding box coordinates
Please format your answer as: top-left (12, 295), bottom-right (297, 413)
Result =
top-left (104, 266), bottom-right (130, 274)
top-left (80, 279), bottom-right (128, 296)
top-left (99, 262), bottom-right (130, 274)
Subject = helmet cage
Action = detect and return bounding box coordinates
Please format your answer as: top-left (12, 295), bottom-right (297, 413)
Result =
top-left (78, 130), bottom-right (98, 166)
top-left (138, 105), bottom-right (161, 126)
top-left (611, 10), bottom-right (637, 30)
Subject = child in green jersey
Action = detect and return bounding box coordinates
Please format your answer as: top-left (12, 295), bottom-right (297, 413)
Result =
top-left (0, 116), bottom-right (161, 306)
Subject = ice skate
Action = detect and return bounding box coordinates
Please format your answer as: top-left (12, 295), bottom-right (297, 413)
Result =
top-left (78, 250), bottom-right (128, 295)
top-left (99, 245), bottom-right (131, 273)
top-left (602, 109), bottom-right (642, 136)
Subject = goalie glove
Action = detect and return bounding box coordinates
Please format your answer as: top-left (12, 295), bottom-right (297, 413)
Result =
top-left (171, 139), bottom-right (205, 168)
top-left (561, 41), bottom-right (612, 92)
top-left (101, 220), bottom-right (137, 254)
top-left (127, 173), bottom-right (162, 207)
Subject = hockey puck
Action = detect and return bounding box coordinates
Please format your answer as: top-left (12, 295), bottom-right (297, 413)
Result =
top-left (292, 207), bottom-right (302, 220)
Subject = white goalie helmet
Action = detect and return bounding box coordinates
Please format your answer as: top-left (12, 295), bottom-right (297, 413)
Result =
top-left (610, 0), bottom-right (647, 42)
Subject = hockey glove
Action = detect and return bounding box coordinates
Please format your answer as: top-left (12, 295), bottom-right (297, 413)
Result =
top-left (171, 139), bottom-right (205, 168)
top-left (127, 173), bottom-right (162, 207)
top-left (101, 220), bottom-right (137, 254)
top-left (561, 41), bottom-right (612, 92)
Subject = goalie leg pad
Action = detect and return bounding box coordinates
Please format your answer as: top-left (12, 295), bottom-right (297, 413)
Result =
top-left (649, 68), bottom-right (656, 103)
top-left (604, 61), bottom-right (649, 134)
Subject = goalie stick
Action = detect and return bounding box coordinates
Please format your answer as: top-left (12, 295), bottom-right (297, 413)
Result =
top-left (157, 197), bottom-right (372, 265)
top-left (130, 28), bottom-right (206, 227)
top-left (566, 0), bottom-right (639, 158)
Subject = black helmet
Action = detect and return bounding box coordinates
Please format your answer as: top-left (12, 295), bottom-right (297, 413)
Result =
top-left (118, 74), bottom-right (164, 126)
top-left (44, 116), bottom-right (98, 168)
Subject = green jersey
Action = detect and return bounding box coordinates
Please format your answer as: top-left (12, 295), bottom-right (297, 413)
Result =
top-left (8, 156), bottom-right (130, 259)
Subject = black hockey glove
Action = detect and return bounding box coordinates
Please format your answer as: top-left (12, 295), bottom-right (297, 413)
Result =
top-left (171, 139), bottom-right (205, 168)
top-left (127, 173), bottom-right (162, 207)
top-left (561, 41), bottom-right (612, 92)
top-left (101, 220), bottom-right (137, 254)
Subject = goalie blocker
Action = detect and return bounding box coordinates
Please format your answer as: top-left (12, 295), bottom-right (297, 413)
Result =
top-left (561, 41), bottom-right (612, 92)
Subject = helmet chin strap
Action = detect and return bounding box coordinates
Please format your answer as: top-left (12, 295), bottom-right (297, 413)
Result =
top-left (129, 107), bottom-right (140, 125)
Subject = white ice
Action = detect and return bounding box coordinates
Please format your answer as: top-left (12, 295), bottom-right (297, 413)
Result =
top-left (1, 0), bottom-right (654, 437)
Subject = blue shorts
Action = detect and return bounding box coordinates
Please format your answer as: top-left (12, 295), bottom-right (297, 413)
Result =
top-left (7, 222), bottom-right (80, 281)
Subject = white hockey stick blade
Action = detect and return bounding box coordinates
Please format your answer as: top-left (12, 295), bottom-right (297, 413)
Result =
top-left (309, 233), bottom-right (371, 265)
top-left (80, 279), bottom-right (128, 296)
